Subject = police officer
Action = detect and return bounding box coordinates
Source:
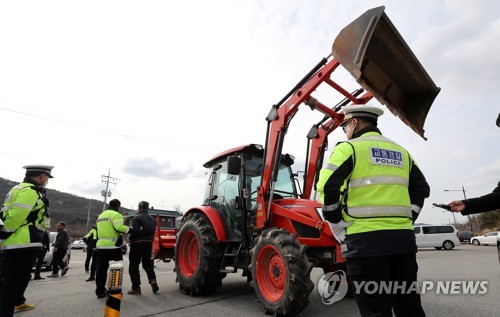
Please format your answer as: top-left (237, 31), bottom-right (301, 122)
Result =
top-left (0, 164), bottom-right (53, 316)
top-left (94, 199), bottom-right (130, 298)
top-left (448, 113), bottom-right (500, 215)
top-left (83, 222), bottom-right (98, 281)
top-left (127, 201), bottom-right (159, 295)
top-left (317, 105), bottom-right (430, 317)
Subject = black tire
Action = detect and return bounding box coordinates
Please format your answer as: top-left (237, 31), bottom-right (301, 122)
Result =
top-left (434, 247), bottom-right (442, 250)
top-left (442, 240), bottom-right (454, 250)
top-left (249, 228), bottom-right (314, 316)
top-left (175, 212), bottom-right (226, 295)
top-left (472, 239), bottom-right (480, 246)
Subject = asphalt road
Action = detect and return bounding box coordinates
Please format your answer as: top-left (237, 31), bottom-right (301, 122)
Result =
top-left (22, 244), bottom-right (499, 317)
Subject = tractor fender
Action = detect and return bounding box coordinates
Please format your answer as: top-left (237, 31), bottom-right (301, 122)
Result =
top-left (183, 206), bottom-right (227, 242)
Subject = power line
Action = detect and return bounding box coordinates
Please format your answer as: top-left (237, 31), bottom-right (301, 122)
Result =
top-left (0, 101), bottom-right (212, 154)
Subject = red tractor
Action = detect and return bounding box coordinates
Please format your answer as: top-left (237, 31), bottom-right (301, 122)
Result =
top-left (175, 6), bottom-right (440, 316)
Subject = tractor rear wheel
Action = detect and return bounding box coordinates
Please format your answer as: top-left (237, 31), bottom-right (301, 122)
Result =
top-left (250, 228), bottom-right (314, 316)
top-left (175, 212), bottom-right (226, 295)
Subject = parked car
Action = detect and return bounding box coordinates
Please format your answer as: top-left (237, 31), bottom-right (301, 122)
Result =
top-left (470, 231), bottom-right (499, 246)
top-left (413, 224), bottom-right (461, 250)
top-left (33, 231), bottom-right (71, 271)
top-left (71, 239), bottom-right (87, 250)
top-left (457, 230), bottom-right (473, 242)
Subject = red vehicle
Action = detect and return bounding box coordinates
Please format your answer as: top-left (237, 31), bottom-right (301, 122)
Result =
top-left (124, 209), bottom-right (182, 262)
top-left (175, 6), bottom-right (440, 316)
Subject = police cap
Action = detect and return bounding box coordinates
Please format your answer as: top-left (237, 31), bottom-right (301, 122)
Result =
top-left (341, 104), bottom-right (384, 123)
top-left (23, 164), bottom-right (54, 178)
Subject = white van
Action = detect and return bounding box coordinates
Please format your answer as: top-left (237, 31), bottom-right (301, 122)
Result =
top-left (413, 224), bottom-right (461, 250)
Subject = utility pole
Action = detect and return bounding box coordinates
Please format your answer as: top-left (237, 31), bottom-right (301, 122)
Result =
top-left (444, 186), bottom-right (473, 232)
top-left (86, 201), bottom-right (95, 232)
top-left (461, 185), bottom-right (474, 233)
top-left (101, 169), bottom-right (120, 211)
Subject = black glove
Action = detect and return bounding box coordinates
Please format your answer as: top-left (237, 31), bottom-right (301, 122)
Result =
top-left (115, 236), bottom-right (123, 247)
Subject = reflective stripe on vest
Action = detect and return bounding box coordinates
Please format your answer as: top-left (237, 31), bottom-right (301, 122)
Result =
top-left (325, 163), bottom-right (339, 172)
top-left (349, 135), bottom-right (396, 144)
top-left (99, 237), bottom-right (118, 243)
top-left (323, 202), bottom-right (340, 212)
top-left (348, 206), bottom-right (412, 218)
top-left (349, 175), bottom-right (409, 189)
top-left (13, 202), bottom-right (34, 209)
top-left (34, 223), bottom-right (46, 231)
top-left (0, 242), bottom-right (43, 251)
top-left (96, 245), bottom-right (120, 249)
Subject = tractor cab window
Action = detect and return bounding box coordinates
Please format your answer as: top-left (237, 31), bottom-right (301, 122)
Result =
top-left (245, 154), bottom-right (298, 210)
top-left (204, 161), bottom-right (242, 240)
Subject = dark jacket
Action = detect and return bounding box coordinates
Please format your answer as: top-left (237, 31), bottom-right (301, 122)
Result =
top-left (129, 211), bottom-right (156, 243)
top-left (42, 230), bottom-right (50, 251)
top-left (462, 182), bottom-right (500, 215)
top-left (54, 228), bottom-right (69, 250)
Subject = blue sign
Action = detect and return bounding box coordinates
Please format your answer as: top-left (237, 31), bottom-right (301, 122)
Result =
top-left (370, 148), bottom-right (404, 168)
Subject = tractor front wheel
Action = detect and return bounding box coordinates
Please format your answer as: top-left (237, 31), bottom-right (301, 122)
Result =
top-left (175, 212), bottom-right (226, 295)
top-left (250, 228), bottom-right (314, 316)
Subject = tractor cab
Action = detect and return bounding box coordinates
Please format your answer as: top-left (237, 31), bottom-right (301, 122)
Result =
top-left (202, 144), bottom-right (298, 241)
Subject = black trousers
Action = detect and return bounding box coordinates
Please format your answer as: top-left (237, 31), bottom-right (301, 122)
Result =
top-left (94, 248), bottom-right (123, 295)
top-left (129, 241), bottom-right (156, 289)
top-left (346, 254), bottom-right (425, 317)
top-left (0, 250), bottom-right (39, 317)
top-left (34, 249), bottom-right (47, 277)
top-left (85, 248), bottom-right (97, 277)
top-left (52, 249), bottom-right (68, 274)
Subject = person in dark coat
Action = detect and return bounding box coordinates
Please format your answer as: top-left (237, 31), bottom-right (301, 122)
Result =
top-left (47, 222), bottom-right (69, 277)
top-left (127, 201), bottom-right (159, 295)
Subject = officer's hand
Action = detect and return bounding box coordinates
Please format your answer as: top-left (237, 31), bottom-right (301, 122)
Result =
top-left (328, 220), bottom-right (353, 244)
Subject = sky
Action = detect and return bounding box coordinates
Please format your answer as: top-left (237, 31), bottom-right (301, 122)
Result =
top-left (1, 0), bottom-right (499, 226)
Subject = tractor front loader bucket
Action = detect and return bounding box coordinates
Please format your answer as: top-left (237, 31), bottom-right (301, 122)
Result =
top-left (332, 6), bottom-right (440, 139)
